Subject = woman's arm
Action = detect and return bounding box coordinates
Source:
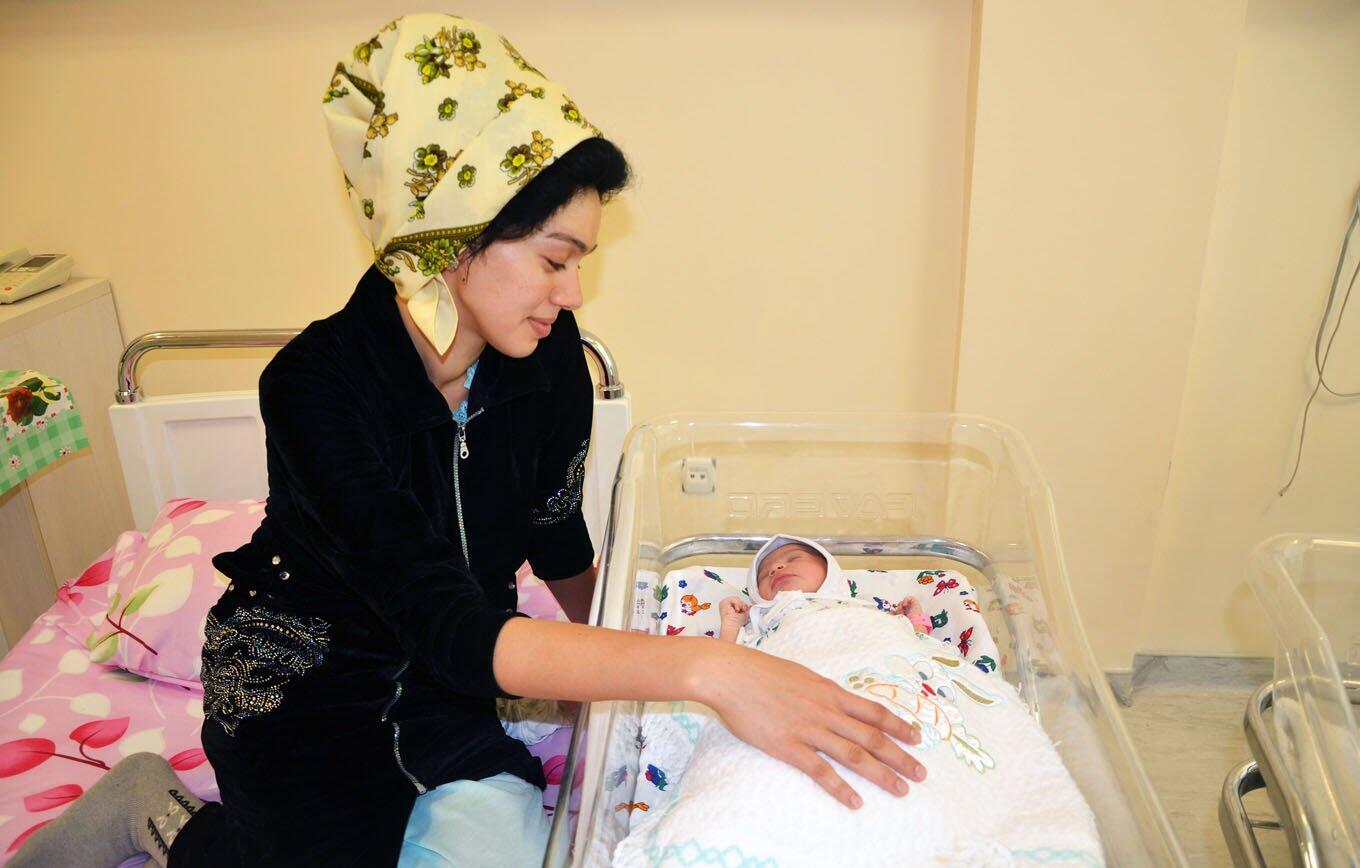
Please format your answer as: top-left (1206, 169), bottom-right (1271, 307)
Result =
top-left (525, 313), bottom-right (596, 585)
top-left (493, 618), bottom-right (927, 809)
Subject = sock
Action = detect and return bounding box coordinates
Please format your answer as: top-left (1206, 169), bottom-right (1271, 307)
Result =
top-left (11, 752), bottom-right (205, 868)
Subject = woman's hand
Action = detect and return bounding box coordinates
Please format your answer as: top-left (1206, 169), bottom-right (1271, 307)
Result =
top-left (688, 640), bottom-right (926, 809)
top-left (494, 619), bottom-right (926, 807)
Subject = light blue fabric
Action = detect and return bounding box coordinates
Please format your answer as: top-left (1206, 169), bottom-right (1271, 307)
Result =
top-left (399, 772), bottom-right (550, 868)
top-left (451, 358), bottom-right (480, 424)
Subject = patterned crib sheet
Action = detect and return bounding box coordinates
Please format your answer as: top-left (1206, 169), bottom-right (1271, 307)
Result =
top-left (584, 565), bottom-right (1004, 859)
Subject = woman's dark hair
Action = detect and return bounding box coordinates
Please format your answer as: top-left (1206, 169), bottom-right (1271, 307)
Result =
top-left (463, 137), bottom-right (630, 260)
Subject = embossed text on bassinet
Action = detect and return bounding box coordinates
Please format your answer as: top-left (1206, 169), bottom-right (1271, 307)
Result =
top-left (727, 493), bottom-right (913, 520)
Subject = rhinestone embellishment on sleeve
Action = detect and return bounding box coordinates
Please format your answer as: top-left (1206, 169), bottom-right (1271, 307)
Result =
top-left (201, 606), bottom-right (331, 736)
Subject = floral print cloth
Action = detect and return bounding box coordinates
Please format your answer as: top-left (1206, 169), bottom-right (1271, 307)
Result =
top-left (0, 613), bottom-right (217, 866)
top-left (48, 499), bottom-right (268, 688)
top-left (323, 14), bottom-right (605, 353)
top-left (0, 370), bottom-right (88, 497)
top-left (635, 565), bottom-right (1001, 674)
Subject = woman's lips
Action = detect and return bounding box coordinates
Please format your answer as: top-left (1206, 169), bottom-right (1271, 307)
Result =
top-left (528, 317), bottom-right (554, 337)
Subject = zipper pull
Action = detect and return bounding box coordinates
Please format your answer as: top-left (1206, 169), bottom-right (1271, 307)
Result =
top-left (458, 425), bottom-right (469, 460)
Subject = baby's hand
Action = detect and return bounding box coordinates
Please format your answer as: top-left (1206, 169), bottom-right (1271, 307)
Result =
top-left (890, 597), bottom-right (932, 633)
top-left (719, 596), bottom-right (750, 626)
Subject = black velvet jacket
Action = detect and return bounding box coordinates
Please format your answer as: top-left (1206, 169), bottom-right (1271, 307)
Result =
top-left (206, 265), bottom-right (594, 795)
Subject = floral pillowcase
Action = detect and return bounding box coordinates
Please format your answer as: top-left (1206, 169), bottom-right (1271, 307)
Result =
top-left (48, 499), bottom-right (267, 688)
top-left (49, 498), bottom-right (579, 690)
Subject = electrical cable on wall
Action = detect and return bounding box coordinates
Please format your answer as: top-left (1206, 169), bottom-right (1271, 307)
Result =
top-left (1279, 184), bottom-right (1360, 496)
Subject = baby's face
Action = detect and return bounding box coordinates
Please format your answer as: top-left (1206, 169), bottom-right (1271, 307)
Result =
top-left (756, 543), bottom-right (828, 599)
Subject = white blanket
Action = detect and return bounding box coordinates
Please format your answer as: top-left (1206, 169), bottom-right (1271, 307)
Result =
top-left (614, 602), bottom-right (1103, 867)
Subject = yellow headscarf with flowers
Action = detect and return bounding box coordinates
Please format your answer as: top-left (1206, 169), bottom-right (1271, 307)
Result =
top-left (322, 14), bottom-right (603, 353)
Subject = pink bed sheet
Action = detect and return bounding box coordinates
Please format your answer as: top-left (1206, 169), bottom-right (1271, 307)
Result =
top-left (0, 569), bottom-right (581, 864)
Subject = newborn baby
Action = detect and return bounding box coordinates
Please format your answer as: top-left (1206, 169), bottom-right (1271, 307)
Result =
top-left (717, 537), bottom-right (933, 642)
top-left (613, 534), bottom-right (1103, 867)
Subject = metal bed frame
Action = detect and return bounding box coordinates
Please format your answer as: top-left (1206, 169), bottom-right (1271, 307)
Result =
top-left (543, 530), bottom-right (1045, 867)
top-left (1221, 678), bottom-right (1360, 868)
top-left (113, 328), bottom-right (625, 403)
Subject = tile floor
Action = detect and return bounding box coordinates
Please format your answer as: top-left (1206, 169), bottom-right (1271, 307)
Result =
top-left (1118, 656), bottom-right (1296, 867)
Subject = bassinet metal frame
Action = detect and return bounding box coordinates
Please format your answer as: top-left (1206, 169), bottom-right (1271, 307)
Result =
top-left (1221, 678), bottom-right (1360, 868)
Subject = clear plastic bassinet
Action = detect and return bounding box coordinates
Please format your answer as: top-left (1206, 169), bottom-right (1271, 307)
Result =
top-left (1220, 535), bottom-right (1360, 867)
top-left (545, 413), bottom-right (1186, 867)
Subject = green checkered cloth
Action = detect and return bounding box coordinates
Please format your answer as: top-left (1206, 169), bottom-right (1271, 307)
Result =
top-left (1, 369), bottom-right (90, 496)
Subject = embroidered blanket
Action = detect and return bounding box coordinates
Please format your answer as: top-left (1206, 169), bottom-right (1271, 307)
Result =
top-left (613, 604), bottom-right (1103, 867)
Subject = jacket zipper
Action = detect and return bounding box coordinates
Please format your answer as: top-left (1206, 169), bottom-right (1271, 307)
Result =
top-left (382, 660), bottom-right (427, 794)
top-left (452, 408), bottom-right (485, 569)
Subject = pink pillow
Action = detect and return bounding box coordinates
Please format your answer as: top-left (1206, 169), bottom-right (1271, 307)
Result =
top-left (52, 499), bottom-right (574, 688)
top-left (51, 499), bottom-right (265, 688)
top-left (514, 562), bottom-right (573, 623)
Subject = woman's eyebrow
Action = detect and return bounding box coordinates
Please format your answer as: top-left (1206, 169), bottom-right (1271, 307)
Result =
top-left (546, 231), bottom-right (597, 254)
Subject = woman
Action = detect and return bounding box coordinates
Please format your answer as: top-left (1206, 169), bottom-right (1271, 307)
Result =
top-left (15, 15), bottom-right (924, 867)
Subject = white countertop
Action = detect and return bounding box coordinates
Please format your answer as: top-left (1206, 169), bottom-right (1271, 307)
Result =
top-left (0, 277), bottom-right (113, 341)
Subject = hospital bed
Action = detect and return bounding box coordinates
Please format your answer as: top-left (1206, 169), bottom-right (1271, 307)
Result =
top-left (546, 415), bottom-right (1189, 866)
top-left (0, 327), bottom-right (632, 863)
top-left (1220, 535), bottom-right (1360, 868)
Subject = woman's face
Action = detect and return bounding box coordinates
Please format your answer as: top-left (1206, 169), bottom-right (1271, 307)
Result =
top-left (445, 189), bottom-right (603, 358)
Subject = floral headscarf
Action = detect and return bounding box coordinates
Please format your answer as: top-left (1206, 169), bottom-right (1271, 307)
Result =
top-left (323, 14), bottom-right (603, 353)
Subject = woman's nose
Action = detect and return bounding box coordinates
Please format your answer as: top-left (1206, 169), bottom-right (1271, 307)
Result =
top-left (550, 272), bottom-right (583, 310)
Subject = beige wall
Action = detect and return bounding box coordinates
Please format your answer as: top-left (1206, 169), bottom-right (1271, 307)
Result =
top-left (954, 0), bottom-right (1250, 668)
top-left (954, 0), bottom-right (1360, 668)
top-left (1138, 0), bottom-right (1360, 657)
top-left (0, 0), bottom-right (972, 424)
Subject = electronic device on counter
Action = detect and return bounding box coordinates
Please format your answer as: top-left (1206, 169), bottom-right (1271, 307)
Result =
top-left (0, 248), bottom-right (75, 304)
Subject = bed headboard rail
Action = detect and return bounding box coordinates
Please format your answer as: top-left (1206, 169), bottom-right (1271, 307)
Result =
top-left (108, 329), bottom-right (631, 551)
